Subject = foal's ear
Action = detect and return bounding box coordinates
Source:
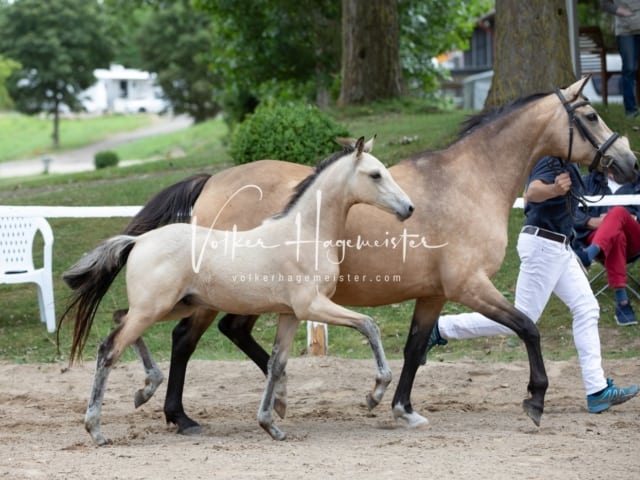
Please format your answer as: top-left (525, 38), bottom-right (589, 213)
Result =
top-left (355, 136), bottom-right (365, 156)
top-left (363, 135), bottom-right (376, 153)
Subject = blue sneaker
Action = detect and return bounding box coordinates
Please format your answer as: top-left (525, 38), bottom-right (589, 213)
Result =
top-left (615, 301), bottom-right (638, 326)
top-left (574, 248), bottom-right (592, 269)
top-left (587, 378), bottom-right (639, 413)
top-left (419, 319), bottom-right (448, 365)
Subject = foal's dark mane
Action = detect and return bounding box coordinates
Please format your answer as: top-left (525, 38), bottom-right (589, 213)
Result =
top-left (272, 145), bottom-right (356, 219)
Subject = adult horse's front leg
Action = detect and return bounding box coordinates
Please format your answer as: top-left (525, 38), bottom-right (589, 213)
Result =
top-left (392, 296), bottom-right (446, 428)
top-left (258, 314), bottom-right (300, 440)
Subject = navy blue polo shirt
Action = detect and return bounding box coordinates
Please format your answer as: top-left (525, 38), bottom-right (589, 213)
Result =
top-left (523, 156), bottom-right (586, 237)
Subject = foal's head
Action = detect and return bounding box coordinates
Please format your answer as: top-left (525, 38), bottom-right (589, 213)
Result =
top-left (342, 136), bottom-right (414, 221)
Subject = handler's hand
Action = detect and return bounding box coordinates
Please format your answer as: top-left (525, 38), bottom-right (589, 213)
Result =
top-left (553, 172), bottom-right (572, 196)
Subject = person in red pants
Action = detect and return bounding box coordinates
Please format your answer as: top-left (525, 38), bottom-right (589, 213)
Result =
top-left (574, 170), bottom-right (640, 326)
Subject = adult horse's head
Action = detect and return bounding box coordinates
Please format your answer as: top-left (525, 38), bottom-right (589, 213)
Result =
top-left (342, 136), bottom-right (414, 221)
top-left (555, 77), bottom-right (638, 183)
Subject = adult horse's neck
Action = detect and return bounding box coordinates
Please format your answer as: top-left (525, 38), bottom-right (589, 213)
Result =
top-left (455, 93), bottom-right (565, 213)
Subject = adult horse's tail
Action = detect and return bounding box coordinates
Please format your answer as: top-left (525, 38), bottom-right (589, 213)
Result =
top-left (123, 173), bottom-right (211, 235)
top-left (60, 235), bottom-right (137, 363)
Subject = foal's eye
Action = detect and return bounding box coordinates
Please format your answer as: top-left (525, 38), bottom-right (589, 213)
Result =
top-left (586, 112), bottom-right (598, 122)
top-left (369, 171), bottom-right (382, 180)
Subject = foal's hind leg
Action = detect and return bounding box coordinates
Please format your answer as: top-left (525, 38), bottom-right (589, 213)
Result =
top-left (113, 309), bottom-right (164, 409)
top-left (257, 314), bottom-right (300, 441)
top-left (85, 323), bottom-right (127, 446)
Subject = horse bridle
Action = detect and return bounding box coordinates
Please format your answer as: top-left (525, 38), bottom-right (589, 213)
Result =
top-left (555, 89), bottom-right (619, 178)
top-left (554, 88), bottom-right (624, 215)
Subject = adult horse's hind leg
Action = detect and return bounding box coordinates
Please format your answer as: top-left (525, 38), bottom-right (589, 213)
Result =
top-left (392, 296), bottom-right (446, 428)
top-left (257, 314), bottom-right (300, 441)
top-left (164, 308), bottom-right (217, 434)
top-left (219, 313), bottom-right (288, 418)
top-left (112, 309), bottom-right (164, 409)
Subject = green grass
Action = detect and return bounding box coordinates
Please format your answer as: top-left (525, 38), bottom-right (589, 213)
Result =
top-left (0, 112), bottom-right (155, 163)
top-left (1, 100), bottom-right (639, 365)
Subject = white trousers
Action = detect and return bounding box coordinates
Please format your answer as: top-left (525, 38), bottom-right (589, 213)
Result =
top-left (438, 232), bottom-right (607, 395)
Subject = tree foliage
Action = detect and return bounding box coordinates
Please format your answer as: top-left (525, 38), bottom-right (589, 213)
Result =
top-left (0, 0), bottom-right (113, 147)
top-left (398, 0), bottom-right (494, 95)
top-left (195, 0), bottom-right (341, 124)
top-left (0, 54), bottom-right (20, 110)
top-left (135, 0), bottom-right (221, 123)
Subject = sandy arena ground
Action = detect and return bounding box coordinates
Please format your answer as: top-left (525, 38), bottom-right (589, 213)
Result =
top-left (0, 356), bottom-right (638, 479)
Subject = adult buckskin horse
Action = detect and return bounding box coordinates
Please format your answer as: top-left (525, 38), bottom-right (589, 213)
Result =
top-left (62, 137), bottom-right (414, 445)
top-left (122, 78), bottom-right (637, 434)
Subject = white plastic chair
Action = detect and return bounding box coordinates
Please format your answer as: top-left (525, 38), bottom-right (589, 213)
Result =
top-left (0, 216), bottom-right (56, 332)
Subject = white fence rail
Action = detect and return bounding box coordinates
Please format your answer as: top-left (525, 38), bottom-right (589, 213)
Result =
top-left (4, 194), bottom-right (640, 354)
top-left (4, 195), bottom-right (640, 218)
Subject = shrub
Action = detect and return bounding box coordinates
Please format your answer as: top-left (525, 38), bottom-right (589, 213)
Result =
top-left (230, 102), bottom-right (349, 166)
top-left (94, 150), bottom-right (119, 169)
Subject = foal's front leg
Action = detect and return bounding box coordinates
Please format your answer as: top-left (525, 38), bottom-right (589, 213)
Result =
top-left (257, 314), bottom-right (300, 440)
top-left (303, 295), bottom-right (392, 410)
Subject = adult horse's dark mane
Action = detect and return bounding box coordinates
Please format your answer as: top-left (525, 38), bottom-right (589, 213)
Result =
top-left (272, 145), bottom-right (356, 219)
top-left (405, 91), bottom-right (552, 164)
top-left (457, 91), bottom-right (551, 139)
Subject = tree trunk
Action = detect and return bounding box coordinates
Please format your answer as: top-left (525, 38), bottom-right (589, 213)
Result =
top-left (485, 0), bottom-right (575, 109)
top-left (338, 0), bottom-right (402, 106)
top-left (52, 103), bottom-right (60, 149)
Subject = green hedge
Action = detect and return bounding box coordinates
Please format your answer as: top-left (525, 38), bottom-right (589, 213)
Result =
top-left (230, 102), bottom-right (349, 166)
top-left (94, 150), bottom-right (119, 169)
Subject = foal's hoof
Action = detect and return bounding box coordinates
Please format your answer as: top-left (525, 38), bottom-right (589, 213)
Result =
top-left (365, 393), bottom-right (380, 411)
top-left (522, 398), bottom-right (543, 426)
top-left (134, 390), bottom-right (148, 408)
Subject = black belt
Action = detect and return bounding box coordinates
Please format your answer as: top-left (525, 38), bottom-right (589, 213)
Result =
top-left (521, 225), bottom-right (569, 246)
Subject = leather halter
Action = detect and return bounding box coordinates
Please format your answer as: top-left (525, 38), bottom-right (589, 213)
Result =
top-left (555, 89), bottom-right (619, 177)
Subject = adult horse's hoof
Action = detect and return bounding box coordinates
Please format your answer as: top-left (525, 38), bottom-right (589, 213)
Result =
top-left (168, 414), bottom-right (202, 435)
top-left (392, 404), bottom-right (429, 429)
top-left (522, 398), bottom-right (543, 426)
top-left (178, 424), bottom-right (202, 435)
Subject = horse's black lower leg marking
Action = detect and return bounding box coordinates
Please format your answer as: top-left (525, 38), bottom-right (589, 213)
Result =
top-left (392, 314), bottom-right (431, 427)
top-left (218, 314), bottom-right (268, 373)
top-left (219, 314), bottom-right (288, 418)
top-left (164, 317), bottom-right (206, 434)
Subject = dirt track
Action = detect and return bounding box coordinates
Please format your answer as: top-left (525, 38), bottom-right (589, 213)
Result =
top-left (0, 356), bottom-right (638, 479)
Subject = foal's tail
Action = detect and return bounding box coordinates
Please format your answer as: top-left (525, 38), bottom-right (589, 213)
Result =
top-left (123, 173), bottom-right (211, 236)
top-left (60, 235), bottom-right (137, 364)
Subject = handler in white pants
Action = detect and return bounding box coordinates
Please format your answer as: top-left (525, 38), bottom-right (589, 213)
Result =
top-left (429, 156), bottom-right (638, 413)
